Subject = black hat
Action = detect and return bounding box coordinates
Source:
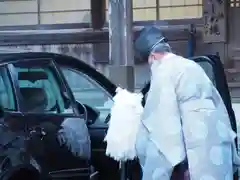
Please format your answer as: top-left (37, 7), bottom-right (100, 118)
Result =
top-left (134, 26), bottom-right (167, 59)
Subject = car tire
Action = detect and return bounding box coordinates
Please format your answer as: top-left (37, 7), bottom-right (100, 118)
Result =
top-left (0, 165), bottom-right (41, 180)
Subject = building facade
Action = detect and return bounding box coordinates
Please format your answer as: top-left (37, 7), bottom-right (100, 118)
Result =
top-left (0, 0), bottom-right (202, 26)
top-left (1, 0), bottom-right (240, 98)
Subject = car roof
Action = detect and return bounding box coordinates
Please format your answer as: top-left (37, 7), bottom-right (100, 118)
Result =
top-left (0, 50), bottom-right (86, 66)
top-left (0, 50), bottom-right (117, 96)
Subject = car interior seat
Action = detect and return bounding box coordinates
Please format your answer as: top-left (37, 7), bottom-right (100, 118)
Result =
top-left (20, 87), bottom-right (48, 112)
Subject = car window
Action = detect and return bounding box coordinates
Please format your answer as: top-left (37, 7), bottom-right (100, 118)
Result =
top-left (0, 66), bottom-right (15, 110)
top-left (61, 68), bottom-right (113, 123)
top-left (195, 61), bottom-right (216, 86)
top-left (12, 61), bottom-right (74, 114)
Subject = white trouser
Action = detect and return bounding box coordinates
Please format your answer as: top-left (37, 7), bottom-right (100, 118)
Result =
top-left (138, 140), bottom-right (174, 180)
top-left (138, 141), bottom-right (233, 180)
top-left (187, 143), bottom-right (233, 180)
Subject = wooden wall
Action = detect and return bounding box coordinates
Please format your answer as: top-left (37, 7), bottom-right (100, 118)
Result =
top-left (0, 0), bottom-right (202, 26)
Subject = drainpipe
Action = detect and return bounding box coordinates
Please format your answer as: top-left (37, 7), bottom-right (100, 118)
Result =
top-left (187, 24), bottom-right (196, 57)
top-left (91, 0), bottom-right (108, 64)
top-left (91, 0), bottom-right (105, 30)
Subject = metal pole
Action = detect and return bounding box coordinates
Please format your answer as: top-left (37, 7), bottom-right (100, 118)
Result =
top-left (121, 0), bottom-right (134, 66)
top-left (109, 0), bottom-right (134, 66)
top-left (108, 0), bottom-right (135, 90)
top-left (108, 0), bottom-right (123, 66)
top-left (108, 0), bottom-right (134, 179)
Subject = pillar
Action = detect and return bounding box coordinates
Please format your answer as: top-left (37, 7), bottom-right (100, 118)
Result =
top-left (108, 0), bottom-right (135, 92)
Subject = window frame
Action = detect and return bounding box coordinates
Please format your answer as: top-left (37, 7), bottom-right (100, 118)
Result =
top-left (0, 64), bottom-right (18, 111)
top-left (61, 67), bottom-right (113, 97)
top-left (8, 58), bottom-right (78, 116)
top-left (60, 67), bottom-right (114, 123)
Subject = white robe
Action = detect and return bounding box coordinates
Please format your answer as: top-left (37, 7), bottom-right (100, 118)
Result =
top-left (136, 53), bottom-right (238, 180)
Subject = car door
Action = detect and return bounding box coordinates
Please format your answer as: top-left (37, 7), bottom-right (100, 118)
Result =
top-left (59, 66), bottom-right (120, 179)
top-left (0, 64), bottom-right (19, 167)
top-left (1, 56), bottom-right (91, 180)
top-left (190, 55), bottom-right (237, 135)
top-left (190, 55), bottom-right (238, 180)
top-left (56, 54), bottom-right (142, 180)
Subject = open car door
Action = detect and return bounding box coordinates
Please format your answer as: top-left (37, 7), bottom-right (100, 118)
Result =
top-left (141, 54), bottom-right (238, 179)
top-left (190, 55), bottom-right (237, 135)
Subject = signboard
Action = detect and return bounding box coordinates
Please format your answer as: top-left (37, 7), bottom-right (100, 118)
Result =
top-left (203, 0), bottom-right (227, 43)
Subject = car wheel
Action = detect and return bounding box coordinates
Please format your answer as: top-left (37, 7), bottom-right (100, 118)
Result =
top-left (0, 165), bottom-right (41, 180)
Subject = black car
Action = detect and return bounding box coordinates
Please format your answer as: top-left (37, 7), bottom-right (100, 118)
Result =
top-left (0, 52), bottom-right (236, 180)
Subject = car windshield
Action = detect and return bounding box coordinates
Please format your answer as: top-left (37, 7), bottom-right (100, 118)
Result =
top-left (13, 61), bottom-right (74, 114)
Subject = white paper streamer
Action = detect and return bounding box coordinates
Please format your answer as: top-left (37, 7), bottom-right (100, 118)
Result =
top-left (104, 87), bottom-right (144, 161)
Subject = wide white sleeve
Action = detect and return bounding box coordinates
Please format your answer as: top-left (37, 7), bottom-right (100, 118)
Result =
top-left (176, 63), bottom-right (235, 180)
top-left (141, 69), bottom-right (186, 168)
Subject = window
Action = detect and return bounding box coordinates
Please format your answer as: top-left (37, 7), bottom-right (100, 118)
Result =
top-left (133, 8), bottom-right (157, 21)
top-left (230, 0), bottom-right (240, 8)
top-left (197, 61), bottom-right (216, 86)
top-left (61, 68), bottom-right (113, 123)
top-left (0, 0), bottom-right (90, 26)
top-left (0, 67), bottom-right (15, 110)
top-left (133, 0), bottom-right (157, 20)
top-left (13, 61), bottom-right (74, 114)
top-left (0, 0), bottom-right (38, 26)
top-left (105, 0), bottom-right (202, 21)
top-left (190, 57), bottom-right (216, 86)
top-left (158, 0), bottom-right (202, 20)
top-left (39, 0), bottom-right (91, 24)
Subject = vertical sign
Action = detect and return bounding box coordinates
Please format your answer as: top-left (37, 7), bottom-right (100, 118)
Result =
top-left (203, 0), bottom-right (227, 43)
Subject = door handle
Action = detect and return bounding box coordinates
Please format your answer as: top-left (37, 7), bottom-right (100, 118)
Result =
top-left (29, 127), bottom-right (46, 140)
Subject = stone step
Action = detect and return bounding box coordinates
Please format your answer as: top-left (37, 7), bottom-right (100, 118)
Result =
top-left (228, 82), bottom-right (240, 98)
top-left (228, 82), bottom-right (240, 88)
top-left (230, 57), bottom-right (240, 69)
top-left (232, 57), bottom-right (240, 61)
top-left (222, 58), bottom-right (240, 98)
top-left (225, 68), bottom-right (240, 82)
top-left (224, 60), bottom-right (235, 69)
top-left (231, 97), bottom-right (240, 103)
